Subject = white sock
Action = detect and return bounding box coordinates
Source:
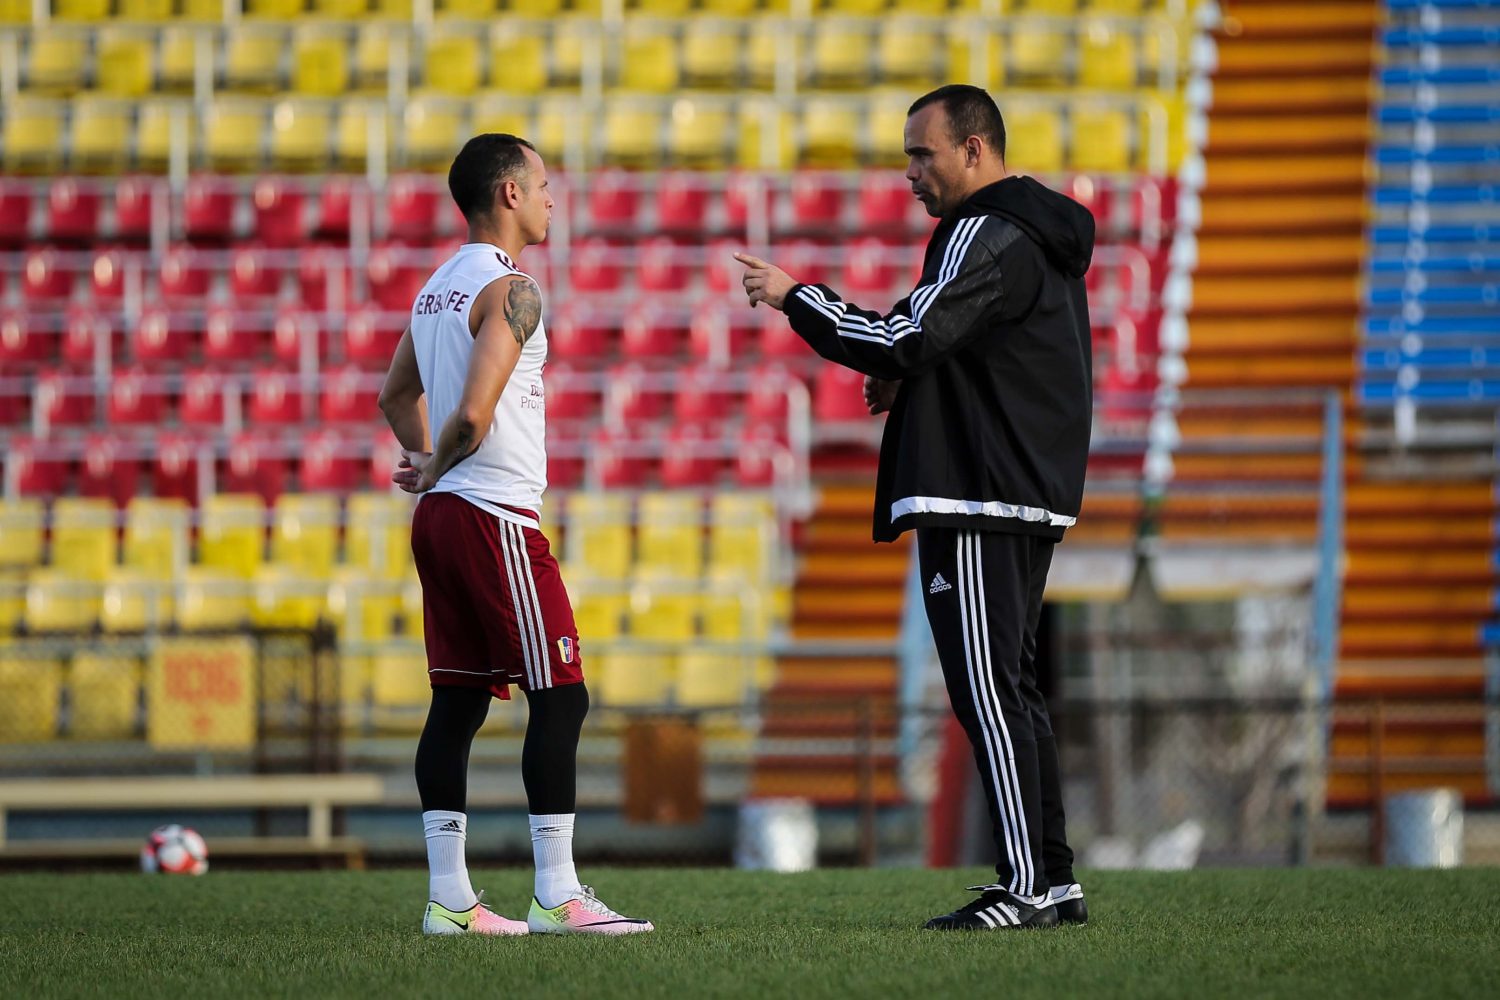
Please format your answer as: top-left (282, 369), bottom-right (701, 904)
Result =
top-left (529, 813), bottom-right (581, 908)
top-left (423, 810), bottom-right (478, 911)
top-left (1049, 883), bottom-right (1080, 899)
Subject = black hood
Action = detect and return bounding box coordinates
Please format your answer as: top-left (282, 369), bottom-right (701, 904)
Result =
top-left (961, 176), bottom-right (1095, 279)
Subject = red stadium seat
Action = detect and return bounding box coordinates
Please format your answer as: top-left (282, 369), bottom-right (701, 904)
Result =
top-left (248, 368), bottom-right (303, 424)
top-left (251, 178), bottom-right (306, 248)
top-left (657, 171), bottom-right (708, 232)
top-left (47, 179), bottom-right (101, 244)
top-left (0, 376), bottom-right (30, 427)
top-left (22, 247), bottom-right (74, 303)
top-left (297, 245), bottom-right (352, 312)
top-left (620, 301), bottom-right (685, 362)
top-left (366, 430), bottom-right (401, 492)
top-left (544, 362), bottom-right (598, 422)
top-left (387, 175), bottom-right (441, 241)
top-left (367, 243), bottom-right (427, 311)
top-left (761, 308), bottom-right (815, 361)
top-left (108, 365), bottom-right (166, 425)
top-left (203, 306), bottom-right (269, 366)
top-left (842, 236), bottom-right (902, 298)
top-left (61, 308), bottom-right (116, 371)
top-left (78, 431), bottom-right (139, 506)
top-left (320, 363), bottom-right (378, 424)
top-left (152, 431), bottom-right (208, 504)
top-left (179, 368), bottom-right (228, 428)
top-left (35, 371), bottom-right (94, 428)
top-left (0, 308), bottom-right (54, 369)
top-left (724, 172), bottom-right (767, 230)
top-left (790, 172), bottom-right (844, 229)
top-left (587, 169), bottom-right (639, 229)
top-left (673, 363), bottom-right (732, 423)
top-left (857, 174), bottom-right (914, 232)
top-left (735, 420), bottom-right (784, 488)
top-left (132, 307), bottom-right (193, 365)
top-left (636, 236), bottom-right (691, 293)
top-left (547, 302), bottom-right (614, 360)
top-left (184, 176), bottom-right (236, 243)
top-left (568, 237), bottom-right (621, 293)
top-left (545, 422), bottom-right (584, 491)
top-left (299, 428), bottom-right (363, 492)
top-left (344, 305), bottom-right (403, 367)
top-left (272, 305), bottom-right (323, 365)
top-left (88, 246), bottom-right (128, 302)
top-left (687, 304), bottom-right (752, 367)
top-left (660, 420), bottom-right (721, 488)
top-left (592, 427), bottom-right (651, 489)
top-left (114, 177), bottom-right (156, 245)
top-left (813, 363), bottom-right (868, 423)
top-left (315, 177), bottom-right (354, 240)
top-left (228, 246), bottom-right (283, 301)
top-left (223, 431), bottom-right (288, 503)
top-left (159, 245), bottom-right (212, 301)
top-left (746, 359), bottom-right (798, 424)
top-left (1067, 175), bottom-right (1112, 231)
top-left (772, 239), bottom-right (830, 288)
top-left (703, 237), bottom-right (744, 293)
top-left (9, 437), bottom-right (71, 496)
top-left (0, 182), bottom-right (31, 248)
top-left (605, 362), bottom-right (668, 423)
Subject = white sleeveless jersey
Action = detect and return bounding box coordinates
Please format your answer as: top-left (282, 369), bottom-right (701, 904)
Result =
top-left (411, 243), bottom-right (547, 525)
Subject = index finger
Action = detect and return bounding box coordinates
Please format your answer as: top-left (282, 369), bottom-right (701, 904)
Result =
top-left (732, 251), bottom-right (770, 269)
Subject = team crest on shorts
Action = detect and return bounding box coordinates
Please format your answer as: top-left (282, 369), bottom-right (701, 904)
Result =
top-left (557, 636), bottom-right (575, 664)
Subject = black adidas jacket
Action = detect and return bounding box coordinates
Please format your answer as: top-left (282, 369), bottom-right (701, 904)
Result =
top-left (783, 175), bottom-right (1095, 543)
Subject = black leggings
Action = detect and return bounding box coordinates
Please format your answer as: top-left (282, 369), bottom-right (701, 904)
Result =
top-left (415, 683), bottom-right (590, 815)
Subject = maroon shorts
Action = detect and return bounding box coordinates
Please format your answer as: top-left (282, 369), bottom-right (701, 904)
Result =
top-left (410, 492), bottom-right (583, 700)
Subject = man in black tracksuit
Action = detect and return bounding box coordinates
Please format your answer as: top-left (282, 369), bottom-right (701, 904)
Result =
top-left (736, 85), bottom-right (1093, 930)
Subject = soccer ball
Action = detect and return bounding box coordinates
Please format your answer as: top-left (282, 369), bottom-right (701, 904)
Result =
top-left (140, 825), bottom-right (209, 876)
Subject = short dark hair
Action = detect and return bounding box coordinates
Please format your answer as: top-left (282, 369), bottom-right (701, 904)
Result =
top-left (448, 133), bottom-right (537, 222)
top-left (907, 85), bottom-right (1006, 159)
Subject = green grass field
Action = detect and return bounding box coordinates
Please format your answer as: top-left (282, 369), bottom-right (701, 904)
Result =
top-left (2, 868), bottom-right (1496, 999)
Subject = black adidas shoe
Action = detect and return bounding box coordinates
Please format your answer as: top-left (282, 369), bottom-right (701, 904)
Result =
top-left (923, 885), bottom-right (1060, 931)
top-left (1050, 883), bottom-right (1088, 926)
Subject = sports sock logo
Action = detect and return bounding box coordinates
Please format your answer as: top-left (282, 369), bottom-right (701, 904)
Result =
top-left (929, 573), bottom-right (952, 594)
top-left (437, 819), bottom-right (463, 833)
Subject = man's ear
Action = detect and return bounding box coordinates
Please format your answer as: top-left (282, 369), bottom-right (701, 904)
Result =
top-left (965, 136), bottom-right (982, 166)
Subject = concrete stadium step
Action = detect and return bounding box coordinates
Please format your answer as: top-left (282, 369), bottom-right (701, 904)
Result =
top-left (1193, 233), bottom-right (1367, 274)
top-left (1199, 193), bottom-right (1366, 235)
top-left (1210, 79), bottom-right (1373, 117)
top-left (1334, 659), bottom-right (1486, 697)
top-left (1330, 718), bottom-right (1486, 760)
top-left (1215, 38), bottom-right (1374, 78)
top-left (1184, 316), bottom-right (1355, 353)
top-left (1182, 354), bottom-right (1355, 387)
top-left (1225, 1), bottom-right (1380, 39)
top-left (815, 484), bottom-right (877, 518)
top-left (1207, 114), bottom-right (1371, 155)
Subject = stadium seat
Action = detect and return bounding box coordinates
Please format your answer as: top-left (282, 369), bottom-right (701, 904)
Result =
top-left (320, 364), bottom-right (379, 424)
top-left (810, 21), bottom-right (872, 89)
top-left (101, 568), bottom-right (175, 632)
top-left (198, 494), bottom-right (267, 578)
top-left (246, 369), bottom-right (303, 426)
top-left (334, 103), bottom-right (394, 171)
top-left (571, 586), bottom-right (628, 644)
top-left (224, 431), bottom-right (290, 502)
top-left (177, 568), bottom-right (252, 631)
top-left (0, 308), bottom-right (52, 369)
top-left (1008, 18), bottom-right (1070, 86)
top-left (54, 0), bottom-right (110, 18)
top-left (672, 364), bottom-right (731, 423)
top-left (700, 0), bottom-right (755, 12)
top-left (387, 175), bottom-right (442, 240)
top-left (183, 177), bottom-right (236, 243)
top-left (45, 180), bottom-right (100, 244)
top-left (123, 497), bottom-right (190, 576)
top-left (205, 102), bottom-right (268, 171)
top-left (252, 565), bottom-right (329, 630)
top-left (621, 301), bottom-right (685, 360)
top-left (627, 576), bottom-right (698, 643)
top-left (1005, 101), bottom-right (1065, 174)
top-left (24, 571), bottom-right (102, 633)
top-left (547, 302), bottom-right (615, 361)
top-left (0, 658), bottom-right (61, 743)
top-left (857, 172), bottom-right (916, 230)
top-left (619, 24), bottom-right (680, 93)
top-left (97, 28), bottom-right (154, 97)
top-left (636, 493), bottom-right (704, 578)
top-left (78, 434), bottom-right (141, 508)
top-left (659, 422), bottom-right (723, 488)
top-left (676, 650), bottom-right (750, 707)
top-left (345, 492), bottom-right (413, 579)
top-left (602, 105), bottom-right (663, 168)
top-left (489, 26), bottom-right (548, 94)
top-left (270, 100), bottom-right (335, 172)
top-left (1079, 18), bottom-right (1138, 89)
top-left (135, 101), bottom-right (191, 173)
top-left (1, 101), bottom-right (62, 173)
top-left (151, 432), bottom-right (208, 505)
top-left (424, 32), bottom-right (483, 95)
top-left (550, 17), bottom-right (593, 87)
top-left (67, 653), bottom-right (141, 738)
top-left (0, 182), bottom-right (30, 247)
top-left (790, 172), bottom-right (846, 228)
top-left (86, 248), bottom-right (127, 301)
top-left (709, 493), bottom-right (776, 581)
top-left (157, 27), bottom-right (202, 93)
top-left (314, 0), bottom-right (369, 14)
top-left (21, 247), bottom-right (73, 303)
top-left (353, 23), bottom-right (397, 92)
top-left (682, 21), bottom-right (738, 89)
top-left (842, 236), bottom-right (904, 296)
top-left (8, 437), bottom-right (71, 496)
top-left (594, 650), bottom-right (672, 707)
top-left (250, 179), bottom-right (307, 248)
top-left (946, 29), bottom-right (1003, 90)
top-left (225, 26), bottom-right (285, 93)
top-left (293, 26), bottom-right (351, 97)
top-left (371, 649), bottom-right (431, 730)
top-left (25, 30), bottom-right (88, 94)
top-left (368, 244), bottom-right (429, 311)
top-left (1072, 103), bottom-right (1133, 173)
top-left (878, 19), bottom-right (944, 85)
top-left (406, 96), bottom-right (469, 165)
top-left (702, 571), bottom-right (771, 641)
top-left (666, 99), bottom-right (734, 169)
top-left (69, 99), bottom-right (133, 174)
top-left (130, 308), bottom-right (191, 365)
top-left (0, 499), bottom-right (45, 569)
top-left (34, 371), bottom-right (94, 428)
top-left (814, 363), bottom-right (870, 422)
top-left (270, 493), bottom-right (340, 577)
top-left (245, 0), bottom-right (304, 16)
top-left (567, 493), bottom-right (633, 581)
top-left (327, 570), bottom-right (403, 643)
top-left (49, 498), bottom-right (116, 580)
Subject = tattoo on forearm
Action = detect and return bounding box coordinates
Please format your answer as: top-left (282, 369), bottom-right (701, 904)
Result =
top-left (504, 279), bottom-right (542, 346)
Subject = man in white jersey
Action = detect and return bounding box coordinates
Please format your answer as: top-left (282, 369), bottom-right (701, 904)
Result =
top-left (378, 134), bottom-right (653, 937)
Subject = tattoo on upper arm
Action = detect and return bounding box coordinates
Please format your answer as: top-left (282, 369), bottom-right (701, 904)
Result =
top-left (503, 279), bottom-right (542, 346)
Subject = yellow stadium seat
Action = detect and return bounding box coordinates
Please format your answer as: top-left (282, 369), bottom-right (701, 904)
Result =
top-left (1141, 18), bottom-right (1189, 87)
top-left (345, 493), bottom-right (413, 580)
top-left (205, 102), bottom-right (268, 171)
top-left (438, 0), bottom-right (498, 12)
top-left (676, 650), bottom-right (750, 707)
top-left (810, 20), bottom-right (872, 89)
top-left (53, 0), bottom-right (109, 17)
top-left (97, 29), bottom-right (155, 97)
top-left (400, 577), bottom-right (423, 639)
top-left (0, 0), bottom-right (32, 22)
top-left (334, 102), bottom-right (392, 170)
top-left (124, 497), bottom-right (190, 576)
top-left (668, 97), bottom-right (733, 168)
top-left (158, 26), bottom-right (207, 93)
top-left (636, 494), bottom-right (702, 578)
top-left (572, 585), bottom-right (629, 644)
top-left (737, 99), bottom-right (794, 170)
top-left (0, 658), bottom-right (61, 743)
top-left (1142, 91), bottom-right (1184, 173)
top-left (0, 571), bottom-right (26, 632)
top-left (566, 494), bottom-right (633, 581)
top-left (1071, 102), bottom-right (1132, 172)
top-left (404, 98), bottom-right (468, 169)
top-left (1086, 0), bottom-right (1142, 12)
top-left (24, 571), bottom-right (102, 633)
top-left (371, 0), bottom-right (414, 15)
top-left (890, 0), bottom-right (947, 11)
top-left (245, 0), bottom-right (306, 16)
top-left (1078, 19), bottom-right (1138, 89)
top-left (866, 90), bottom-right (911, 167)
top-left (701, 581), bottom-right (770, 642)
top-left (177, 0), bottom-right (223, 17)
top-left (511, 0), bottom-right (564, 12)
top-left (293, 28), bottom-right (350, 97)
top-left (0, 499), bottom-right (45, 569)
top-left (826, 0), bottom-right (885, 13)
top-left (1, 101), bottom-right (64, 174)
top-left (371, 649), bottom-right (430, 731)
top-left (489, 28), bottom-right (548, 94)
top-left (1008, 19), bottom-right (1071, 87)
top-left (594, 650), bottom-right (671, 707)
top-left (118, 0), bottom-right (174, 16)
top-left (700, 0), bottom-right (755, 12)
top-left (601, 104), bottom-right (661, 168)
top-left (1020, 0), bottom-right (1078, 12)
top-left (137, 101), bottom-right (193, 172)
top-left (473, 95), bottom-right (533, 137)
top-left (619, 26), bottom-right (680, 93)
top-left (225, 26), bottom-right (286, 93)
top-left (327, 571), bottom-right (403, 642)
top-left (26, 30), bottom-right (88, 94)
top-left (550, 18), bottom-right (594, 88)
top-left (313, 0), bottom-right (369, 13)
top-left (340, 653), bottom-right (372, 727)
top-left (633, 0), bottom-right (691, 13)
top-left (270, 99), bottom-right (334, 171)
top-left (271, 494), bottom-right (340, 577)
top-left (877, 19), bottom-right (943, 85)
top-left (627, 575), bottom-right (698, 643)
top-left (801, 97), bottom-right (860, 167)
top-left (354, 23), bottom-right (397, 92)
top-left (252, 565), bottom-right (329, 629)
top-left (101, 568), bottom-right (175, 632)
top-left (681, 21), bottom-right (739, 89)
top-left (50, 498), bottom-right (117, 581)
top-left (746, 19), bottom-right (790, 90)
top-left (68, 653), bottom-right (141, 740)
top-left (199, 494), bottom-right (267, 578)
top-left (708, 494), bottom-right (776, 581)
top-left (534, 98), bottom-right (593, 166)
top-left (70, 98), bottom-right (133, 173)
top-left (424, 32), bottom-right (482, 95)
top-left (1004, 100), bottom-right (1064, 173)
top-left (946, 24), bottom-right (1004, 88)
top-left (177, 568), bottom-right (251, 631)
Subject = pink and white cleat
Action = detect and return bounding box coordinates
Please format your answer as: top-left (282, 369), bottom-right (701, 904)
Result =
top-left (423, 892), bottom-right (529, 936)
top-left (527, 885), bottom-right (654, 935)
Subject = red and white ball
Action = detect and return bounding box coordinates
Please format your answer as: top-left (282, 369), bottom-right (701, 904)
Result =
top-left (140, 824), bottom-right (209, 876)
